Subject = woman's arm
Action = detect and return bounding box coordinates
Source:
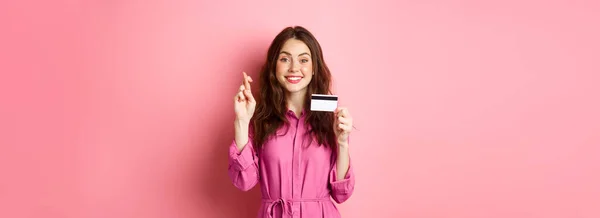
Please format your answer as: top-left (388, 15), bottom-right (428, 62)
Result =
top-left (329, 144), bottom-right (355, 203)
top-left (336, 144), bottom-right (350, 180)
top-left (229, 72), bottom-right (259, 191)
top-left (234, 119), bottom-right (250, 151)
top-left (228, 120), bottom-right (259, 191)
top-left (330, 107), bottom-right (355, 203)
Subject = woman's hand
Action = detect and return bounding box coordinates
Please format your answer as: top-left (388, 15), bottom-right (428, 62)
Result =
top-left (234, 72), bottom-right (256, 124)
top-left (334, 107), bottom-right (353, 148)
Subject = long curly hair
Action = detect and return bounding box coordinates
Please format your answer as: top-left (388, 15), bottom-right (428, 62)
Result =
top-left (252, 26), bottom-right (336, 151)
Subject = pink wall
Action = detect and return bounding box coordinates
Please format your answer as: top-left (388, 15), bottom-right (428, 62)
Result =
top-left (2, 0), bottom-right (599, 217)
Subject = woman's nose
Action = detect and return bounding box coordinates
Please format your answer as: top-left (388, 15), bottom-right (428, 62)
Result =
top-left (289, 60), bottom-right (301, 72)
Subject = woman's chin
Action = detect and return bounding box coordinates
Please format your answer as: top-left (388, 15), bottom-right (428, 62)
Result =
top-left (284, 85), bottom-right (307, 94)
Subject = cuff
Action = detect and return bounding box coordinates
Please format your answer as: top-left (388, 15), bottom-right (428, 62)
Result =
top-left (330, 161), bottom-right (355, 194)
top-left (228, 140), bottom-right (255, 172)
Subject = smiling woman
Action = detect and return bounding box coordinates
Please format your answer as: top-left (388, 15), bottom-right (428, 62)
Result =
top-left (228, 26), bottom-right (355, 218)
top-left (276, 42), bottom-right (313, 89)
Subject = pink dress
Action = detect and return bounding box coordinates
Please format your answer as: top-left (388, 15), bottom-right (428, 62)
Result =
top-left (228, 109), bottom-right (355, 218)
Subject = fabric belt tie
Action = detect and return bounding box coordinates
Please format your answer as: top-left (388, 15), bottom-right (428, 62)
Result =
top-left (263, 197), bottom-right (330, 218)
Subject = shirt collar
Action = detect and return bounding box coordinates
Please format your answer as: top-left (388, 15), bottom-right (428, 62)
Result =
top-left (286, 108), bottom-right (307, 119)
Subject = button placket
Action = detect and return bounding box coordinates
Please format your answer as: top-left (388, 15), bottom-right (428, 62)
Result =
top-left (293, 118), bottom-right (302, 218)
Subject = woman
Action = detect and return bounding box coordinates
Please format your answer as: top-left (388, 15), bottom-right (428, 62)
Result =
top-left (228, 26), bottom-right (355, 218)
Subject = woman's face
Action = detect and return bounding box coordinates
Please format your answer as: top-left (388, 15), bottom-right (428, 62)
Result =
top-left (275, 38), bottom-right (313, 95)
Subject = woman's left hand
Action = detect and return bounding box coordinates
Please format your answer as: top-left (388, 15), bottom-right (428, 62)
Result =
top-left (334, 107), bottom-right (353, 148)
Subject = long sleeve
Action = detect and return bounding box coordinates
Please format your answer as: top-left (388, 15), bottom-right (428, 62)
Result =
top-left (328, 157), bottom-right (355, 203)
top-left (228, 138), bottom-right (259, 191)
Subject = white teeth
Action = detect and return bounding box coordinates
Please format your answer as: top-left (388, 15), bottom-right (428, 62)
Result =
top-left (287, 77), bottom-right (301, 81)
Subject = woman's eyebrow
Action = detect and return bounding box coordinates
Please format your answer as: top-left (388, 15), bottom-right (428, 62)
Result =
top-left (279, 51), bottom-right (311, 57)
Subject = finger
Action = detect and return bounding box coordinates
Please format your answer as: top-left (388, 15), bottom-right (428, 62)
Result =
top-left (337, 116), bottom-right (349, 125)
top-left (238, 86), bottom-right (246, 101)
top-left (235, 85), bottom-right (244, 101)
top-left (339, 123), bottom-right (352, 132)
top-left (243, 72), bottom-right (252, 90)
top-left (336, 113), bottom-right (348, 122)
top-left (340, 108), bottom-right (350, 117)
top-left (240, 85), bottom-right (247, 100)
top-left (235, 91), bottom-right (242, 102)
top-left (338, 123), bottom-right (347, 131)
top-left (238, 91), bottom-right (246, 102)
top-left (239, 91), bottom-right (246, 101)
top-left (243, 90), bottom-right (255, 103)
top-left (335, 107), bottom-right (348, 117)
top-left (242, 89), bottom-right (254, 101)
top-left (336, 124), bottom-right (343, 132)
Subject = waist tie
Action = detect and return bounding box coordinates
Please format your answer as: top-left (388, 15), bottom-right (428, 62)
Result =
top-left (262, 197), bottom-right (330, 218)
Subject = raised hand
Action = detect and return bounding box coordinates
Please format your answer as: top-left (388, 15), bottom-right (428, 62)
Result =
top-left (234, 72), bottom-right (256, 123)
top-left (334, 107), bottom-right (353, 147)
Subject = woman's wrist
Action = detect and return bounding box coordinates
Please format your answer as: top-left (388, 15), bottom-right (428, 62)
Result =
top-left (234, 119), bottom-right (250, 150)
top-left (338, 141), bottom-right (349, 150)
top-left (235, 119), bottom-right (249, 128)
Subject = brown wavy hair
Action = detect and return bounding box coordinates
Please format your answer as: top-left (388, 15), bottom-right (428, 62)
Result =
top-left (252, 26), bottom-right (336, 151)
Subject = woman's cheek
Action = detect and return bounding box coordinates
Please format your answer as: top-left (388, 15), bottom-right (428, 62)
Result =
top-left (276, 65), bottom-right (287, 75)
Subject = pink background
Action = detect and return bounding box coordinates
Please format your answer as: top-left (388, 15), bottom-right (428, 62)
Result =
top-left (1, 0), bottom-right (599, 217)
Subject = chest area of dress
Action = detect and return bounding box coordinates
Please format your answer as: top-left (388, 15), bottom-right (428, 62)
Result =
top-left (260, 124), bottom-right (333, 165)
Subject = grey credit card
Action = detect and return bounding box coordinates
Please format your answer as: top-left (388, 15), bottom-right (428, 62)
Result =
top-left (310, 94), bottom-right (338, 112)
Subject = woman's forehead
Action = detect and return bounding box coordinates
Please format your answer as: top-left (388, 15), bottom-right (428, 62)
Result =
top-left (280, 39), bottom-right (311, 55)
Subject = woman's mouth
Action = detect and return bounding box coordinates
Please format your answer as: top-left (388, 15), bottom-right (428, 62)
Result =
top-left (285, 76), bottom-right (302, 84)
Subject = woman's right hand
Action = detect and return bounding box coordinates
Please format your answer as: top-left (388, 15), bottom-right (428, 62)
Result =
top-left (234, 72), bottom-right (256, 124)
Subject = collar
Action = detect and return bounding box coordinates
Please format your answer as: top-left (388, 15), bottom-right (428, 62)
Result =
top-left (286, 108), bottom-right (307, 119)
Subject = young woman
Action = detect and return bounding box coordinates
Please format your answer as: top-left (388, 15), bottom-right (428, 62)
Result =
top-left (228, 26), bottom-right (355, 218)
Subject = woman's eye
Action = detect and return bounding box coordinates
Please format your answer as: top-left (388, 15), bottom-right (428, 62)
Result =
top-left (301, 59), bottom-right (309, 63)
top-left (280, 58), bottom-right (289, 62)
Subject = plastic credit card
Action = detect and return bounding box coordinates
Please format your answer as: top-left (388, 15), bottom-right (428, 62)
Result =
top-left (310, 94), bottom-right (338, 112)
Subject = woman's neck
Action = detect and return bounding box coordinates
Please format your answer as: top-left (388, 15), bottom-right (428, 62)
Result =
top-left (286, 90), bottom-right (306, 117)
